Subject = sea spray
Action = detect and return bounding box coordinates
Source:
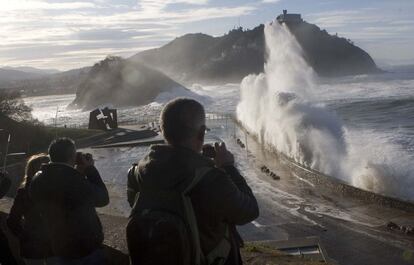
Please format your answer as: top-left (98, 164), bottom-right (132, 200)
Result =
top-left (237, 22), bottom-right (347, 179)
top-left (345, 129), bottom-right (414, 201)
top-left (236, 21), bottom-right (414, 201)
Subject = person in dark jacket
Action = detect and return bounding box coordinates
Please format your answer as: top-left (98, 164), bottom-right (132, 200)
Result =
top-left (7, 153), bottom-right (53, 265)
top-left (0, 171), bottom-right (18, 265)
top-left (127, 98), bottom-right (259, 265)
top-left (30, 138), bottom-right (109, 265)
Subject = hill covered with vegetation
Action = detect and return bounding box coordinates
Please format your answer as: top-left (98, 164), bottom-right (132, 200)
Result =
top-left (0, 67), bottom-right (91, 96)
top-left (2, 19), bottom-right (382, 97)
top-left (0, 68), bottom-right (45, 88)
top-left (132, 21), bottom-right (381, 83)
top-left (70, 56), bottom-right (190, 109)
top-left (287, 22), bottom-right (381, 77)
top-left (132, 26), bottom-right (265, 83)
top-left (0, 91), bottom-right (97, 158)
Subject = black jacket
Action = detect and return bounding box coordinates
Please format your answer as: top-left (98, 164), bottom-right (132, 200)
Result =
top-left (7, 187), bottom-right (54, 258)
top-left (0, 174), bottom-right (18, 265)
top-left (30, 163), bottom-right (109, 258)
top-left (128, 145), bottom-right (259, 264)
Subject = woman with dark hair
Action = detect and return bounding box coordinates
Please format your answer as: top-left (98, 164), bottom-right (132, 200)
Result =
top-left (7, 154), bottom-right (53, 265)
top-left (0, 171), bottom-right (18, 265)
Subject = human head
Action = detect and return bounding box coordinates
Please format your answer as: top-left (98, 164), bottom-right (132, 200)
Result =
top-left (22, 153), bottom-right (49, 188)
top-left (48, 137), bottom-right (76, 166)
top-left (160, 98), bottom-right (206, 152)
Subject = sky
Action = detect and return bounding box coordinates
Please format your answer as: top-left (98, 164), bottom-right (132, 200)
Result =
top-left (0, 0), bottom-right (413, 71)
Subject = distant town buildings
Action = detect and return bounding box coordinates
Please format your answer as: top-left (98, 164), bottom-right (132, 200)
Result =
top-left (277, 10), bottom-right (303, 24)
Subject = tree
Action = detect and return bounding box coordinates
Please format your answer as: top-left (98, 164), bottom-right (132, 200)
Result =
top-left (0, 90), bottom-right (32, 121)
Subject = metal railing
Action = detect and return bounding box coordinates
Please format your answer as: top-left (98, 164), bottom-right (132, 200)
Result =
top-left (54, 112), bottom-right (234, 129)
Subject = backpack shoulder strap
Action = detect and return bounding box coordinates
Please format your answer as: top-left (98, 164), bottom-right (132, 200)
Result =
top-left (181, 166), bottom-right (215, 265)
top-left (183, 166), bottom-right (232, 265)
top-left (205, 227), bottom-right (231, 265)
top-left (184, 166), bottom-right (213, 194)
top-left (127, 164), bottom-right (141, 209)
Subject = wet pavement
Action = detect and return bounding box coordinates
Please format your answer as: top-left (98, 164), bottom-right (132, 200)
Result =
top-left (84, 120), bottom-right (414, 265)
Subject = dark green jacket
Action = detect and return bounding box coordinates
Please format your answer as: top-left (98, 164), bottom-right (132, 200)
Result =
top-left (30, 163), bottom-right (109, 258)
top-left (128, 145), bottom-right (259, 264)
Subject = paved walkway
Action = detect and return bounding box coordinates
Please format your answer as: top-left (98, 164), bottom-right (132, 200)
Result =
top-left (228, 125), bottom-right (414, 265)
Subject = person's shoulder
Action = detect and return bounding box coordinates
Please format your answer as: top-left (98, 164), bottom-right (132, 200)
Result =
top-left (32, 163), bottom-right (82, 185)
top-left (16, 187), bottom-right (28, 196)
top-left (13, 187), bottom-right (30, 203)
top-left (30, 166), bottom-right (47, 184)
top-left (196, 166), bottom-right (227, 186)
top-left (48, 163), bottom-right (81, 176)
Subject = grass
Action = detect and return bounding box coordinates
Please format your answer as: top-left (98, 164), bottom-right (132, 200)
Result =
top-left (49, 126), bottom-right (103, 142)
top-left (0, 115), bottom-right (103, 157)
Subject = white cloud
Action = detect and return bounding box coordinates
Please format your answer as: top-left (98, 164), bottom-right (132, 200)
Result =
top-left (262, 0), bottom-right (282, 3)
top-left (307, 9), bottom-right (382, 28)
top-left (307, 8), bottom-right (414, 40)
top-left (0, 0), bottom-right (96, 11)
top-left (0, 0), bottom-right (258, 70)
top-left (1, 1), bottom-right (413, 69)
top-left (306, 7), bottom-right (414, 63)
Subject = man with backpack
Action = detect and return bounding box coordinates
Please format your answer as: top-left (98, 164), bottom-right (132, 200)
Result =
top-left (127, 98), bottom-right (259, 265)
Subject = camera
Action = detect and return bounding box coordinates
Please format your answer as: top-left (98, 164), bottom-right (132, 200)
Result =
top-left (202, 144), bottom-right (216, 159)
top-left (76, 152), bottom-right (92, 165)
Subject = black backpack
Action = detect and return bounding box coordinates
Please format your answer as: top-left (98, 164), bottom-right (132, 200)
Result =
top-left (126, 166), bottom-right (231, 265)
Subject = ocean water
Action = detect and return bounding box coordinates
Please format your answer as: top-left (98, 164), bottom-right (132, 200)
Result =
top-left (23, 35), bottom-right (414, 202)
top-left (236, 22), bottom-right (414, 202)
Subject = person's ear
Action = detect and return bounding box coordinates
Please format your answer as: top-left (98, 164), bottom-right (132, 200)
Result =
top-left (198, 125), bottom-right (206, 141)
top-left (69, 150), bottom-right (77, 166)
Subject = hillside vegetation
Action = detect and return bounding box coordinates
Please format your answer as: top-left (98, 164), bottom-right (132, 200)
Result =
top-left (1, 19), bottom-right (382, 97)
top-left (132, 22), bottom-right (381, 83)
top-left (0, 91), bottom-right (98, 156)
top-left (132, 27), bottom-right (265, 83)
top-left (287, 22), bottom-right (381, 76)
top-left (70, 56), bottom-right (189, 109)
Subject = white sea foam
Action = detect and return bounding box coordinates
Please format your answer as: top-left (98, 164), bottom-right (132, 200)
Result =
top-left (23, 23), bottom-right (414, 201)
top-left (154, 86), bottom-right (212, 106)
top-left (236, 22), bottom-right (414, 201)
top-left (237, 22), bottom-right (347, 179)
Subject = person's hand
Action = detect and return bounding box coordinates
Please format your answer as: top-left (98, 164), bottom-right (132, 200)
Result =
top-left (214, 142), bottom-right (234, 168)
top-left (82, 153), bottom-right (94, 167)
top-left (75, 153), bottom-right (94, 174)
top-left (202, 144), bottom-right (216, 159)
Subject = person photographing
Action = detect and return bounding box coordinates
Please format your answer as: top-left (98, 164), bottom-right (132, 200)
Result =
top-left (30, 138), bottom-right (109, 265)
top-left (127, 98), bottom-right (259, 265)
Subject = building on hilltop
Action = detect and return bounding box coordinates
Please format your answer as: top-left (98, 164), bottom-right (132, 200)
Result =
top-left (277, 10), bottom-right (303, 24)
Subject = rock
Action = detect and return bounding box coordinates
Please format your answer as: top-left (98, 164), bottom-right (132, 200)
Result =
top-left (270, 172), bottom-right (281, 180)
top-left (387, 221), bottom-right (399, 230)
top-left (387, 222), bottom-right (414, 236)
top-left (236, 138), bottom-right (246, 148)
top-left (71, 56), bottom-right (193, 109)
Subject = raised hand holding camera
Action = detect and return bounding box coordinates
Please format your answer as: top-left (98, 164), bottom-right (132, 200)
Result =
top-left (214, 142), bottom-right (234, 168)
top-left (75, 152), bottom-right (94, 174)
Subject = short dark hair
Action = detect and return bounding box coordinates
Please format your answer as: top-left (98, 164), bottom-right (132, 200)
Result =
top-left (160, 98), bottom-right (205, 145)
top-left (48, 138), bottom-right (76, 163)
